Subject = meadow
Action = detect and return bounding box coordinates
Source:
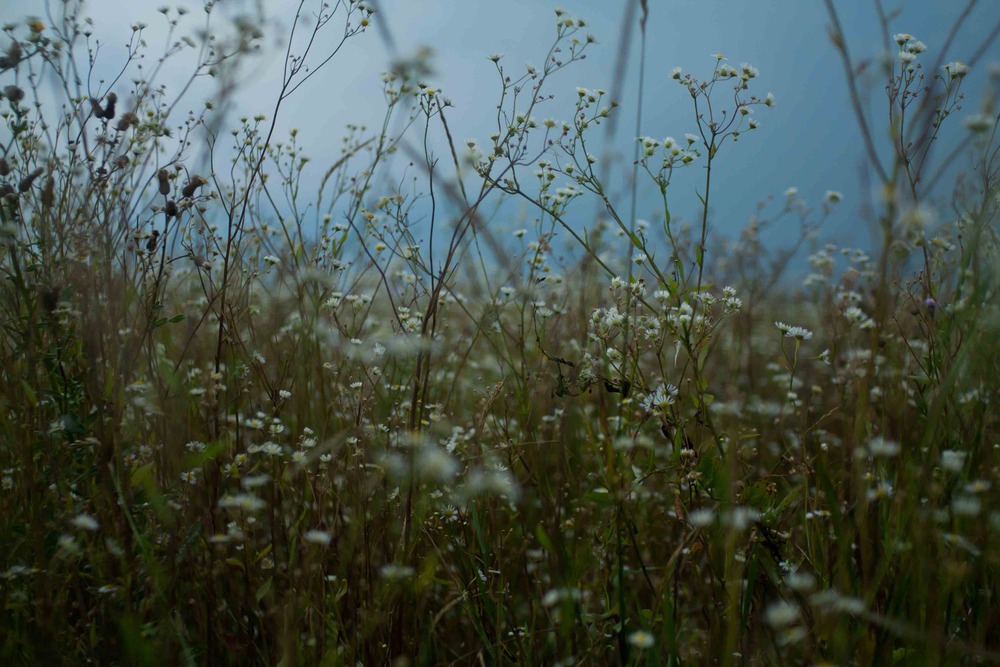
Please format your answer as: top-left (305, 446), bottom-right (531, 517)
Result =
top-left (1, 1), bottom-right (998, 664)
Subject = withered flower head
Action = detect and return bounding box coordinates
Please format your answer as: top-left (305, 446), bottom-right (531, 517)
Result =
top-left (157, 168), bottom-right (170, 195)
top-left (18, 167), bottom-right (44, 193)
top-left (115, 112), bottom-right (137, 132)
top-left (146, 229), bottom-right (160, 253)
top-left (3, 85), bottom-right (24, 103)
top-left (41, 176), bottom-right (54, 208)
top-left (41, 285), bottom-right (61, 314)
top-left (102, 92), bottom-right (117, 119)
top-left (0, 42), bottom-right (22, 70)
top-left (181, 175), bottom-right (207, 198)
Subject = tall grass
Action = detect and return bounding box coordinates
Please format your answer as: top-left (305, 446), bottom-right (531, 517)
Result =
top-left (1, 1), bottom-right (998, 665)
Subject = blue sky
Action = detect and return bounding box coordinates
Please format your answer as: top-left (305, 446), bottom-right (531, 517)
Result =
top-left (4, 0), bottom-right (998, 262)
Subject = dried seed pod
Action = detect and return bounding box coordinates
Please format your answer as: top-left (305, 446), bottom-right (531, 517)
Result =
top-left (115, 112), bottom-right (136, 131)
top-left (146, 229), bottom-right (160, 253)
top-left (40, 176), bottom-right (54, 209)
top-left (18, 167), bottom-right (44, 193)
top-left (163, 199), bottom-right (178, 219)
top-left (0, 42), bottom-right (22, 69)
top-left (102, 92), bottom-right (117, 120)
top-left (114, 155), bottom-right (130, 170)
top-left (157, 168), bottom-right (170, 195)
top-left (41, 285), bottom-right (61, 314)
top-left (89, 97), bottom-right (105, 118)
top-left (3, 85), bottom-right (24, 103)
top-left (181, 175), bottom-right (206, 198)
top-left (0, 157), bottom-right (9, 176)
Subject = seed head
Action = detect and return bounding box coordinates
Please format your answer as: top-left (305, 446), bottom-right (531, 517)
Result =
top-left (102, 92), bottom-right (117, 119)
top-left (116, 112), bottom-right (137, 132)
top-left (40, 176), bottom-right (54, 209)
top-left (157, 168), bottom-right (170, 195)
top-left (0, 42), bottom-right (22, 70)
top-left (181, 175), bottom-right (206, 198)
top-left (18, 167), bottom-right (44, 193)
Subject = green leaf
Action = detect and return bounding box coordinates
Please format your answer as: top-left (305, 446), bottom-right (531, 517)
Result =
top-left (534, 524), bottom-right (555, 553)
top-left (21, 380), bottom-right (37, 407)
top-left (583, 489), bottom-right (615, 507)
top-left (256, 576), bottom-right (272, 603)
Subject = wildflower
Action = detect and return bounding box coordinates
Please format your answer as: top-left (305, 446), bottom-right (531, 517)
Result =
top-left (766, 601), bottom-right (800, 627)
top-left (303, 530), bottom-right (332, 546)
top-left (218, 493), bottom-right (267, 512)
top-left (786, 571), bottom-right (816, 592)
top-left (380, 564), bottom-right (415, 580)
top-left (952, 495), bottom-right (981, 517)
top-left (965, 480), bottom-right (990, 494)
top-left (417, 446), bottom-right (459, 482)
top-left (70, 514), bottom-right (100, 531)
top-left (727, 506), bottom-right (761, 531)
top-left (825, 190), bottom-right (843, 203)
top-left (642, 383), bottom-right (678, 414)
top-left (775, 321), bottom-right (813, 340)
top-left (628, 630), bottom-right (655, 649)
top-left (867, 436), bottom-right (900, 457)
top-left (687, 508), bottom-right (715, 527)
top-left (940, 449), bottom-right (966, 473)
top-left (963, 113), bottom-right (994, 133)
top-left (944, 61), bottom-right (969, 79)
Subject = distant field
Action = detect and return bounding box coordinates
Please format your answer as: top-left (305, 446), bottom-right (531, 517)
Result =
top-left (1, 2), bottom-right (998, 665)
